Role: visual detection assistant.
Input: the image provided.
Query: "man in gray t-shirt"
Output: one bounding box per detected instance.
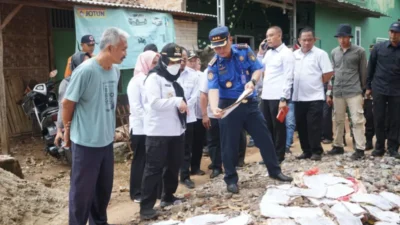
[62,27,128,225]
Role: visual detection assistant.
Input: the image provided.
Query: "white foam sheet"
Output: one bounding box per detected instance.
[363,205,400,223]
[351,193,394,210]
[380,191,400,208]
[287,206,325,219]
[375,222,398,225]
[303,174,352,189]
[152,220,183,225]
[330,202,363,225]
[287,187,326,199]
[308,197,338,206]
[184,214,227,225]
[260,203,290,219]
[341,201,366,215]
[295,216,336,225]
[218,213,252,225]
[325,184,354,199]
[266,219,297,225]
[261,188,292,205]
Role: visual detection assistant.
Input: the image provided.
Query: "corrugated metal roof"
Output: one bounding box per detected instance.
[58,0,217,18]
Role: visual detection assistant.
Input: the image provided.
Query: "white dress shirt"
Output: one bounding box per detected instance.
[127,76,146,135]
[199,68,216,119]
[143,73,186,136]
[195,71,203,120]
[177,67,199,123]
[259,44,295,100]
[292,46,333,102]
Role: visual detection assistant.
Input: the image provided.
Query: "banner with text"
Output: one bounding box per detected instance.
[74,6,176,69]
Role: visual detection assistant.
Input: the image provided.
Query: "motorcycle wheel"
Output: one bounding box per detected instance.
[64,148,72,166]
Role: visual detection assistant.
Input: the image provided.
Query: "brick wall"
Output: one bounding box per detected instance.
[137,0,185,11]
[174,19,198,50]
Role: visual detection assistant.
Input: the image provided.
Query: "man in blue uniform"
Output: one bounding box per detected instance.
[207,26,293,193]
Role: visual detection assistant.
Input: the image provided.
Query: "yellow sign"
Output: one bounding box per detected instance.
[77,8,106,18]
[226,81,232,88]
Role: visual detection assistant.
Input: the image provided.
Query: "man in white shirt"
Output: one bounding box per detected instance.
[292,27,334,161]
[257,26,295,163]
[178,49,200,189]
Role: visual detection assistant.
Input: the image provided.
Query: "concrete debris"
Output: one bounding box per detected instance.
[218,213,252,225]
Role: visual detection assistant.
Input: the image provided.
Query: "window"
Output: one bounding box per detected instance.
[355,26,361,47]
[234,35,255,50]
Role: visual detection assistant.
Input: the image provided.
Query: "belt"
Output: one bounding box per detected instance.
[220,97,257,104]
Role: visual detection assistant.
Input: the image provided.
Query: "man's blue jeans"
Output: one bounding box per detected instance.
[286,101,296,149]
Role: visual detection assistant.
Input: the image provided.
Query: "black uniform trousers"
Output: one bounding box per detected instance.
[191,119,206,173]
[219,98,281,185]
[208,118,222,170]
[69,142,114,225]
[238,130,247,164]
[262,100,286,162]
[140,135,184,211]
[364,99,375,142]
[129,133,161,201]
[321,101,333,141]
[295,101,324,155]
[373,92,400,152]
[180,122,195,180]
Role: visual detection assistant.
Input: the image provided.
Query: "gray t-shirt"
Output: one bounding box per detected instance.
[64,58,120,148]
[56,77,70,129]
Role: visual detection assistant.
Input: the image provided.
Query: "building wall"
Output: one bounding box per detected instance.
[137,0,185,11]
[315,0,400,57]
[1,4,50,136]
[174,19,198,50]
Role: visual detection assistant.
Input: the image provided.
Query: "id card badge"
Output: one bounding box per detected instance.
[241,72,247,85]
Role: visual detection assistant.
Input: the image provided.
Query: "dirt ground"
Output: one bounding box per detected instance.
[0,128,363,225]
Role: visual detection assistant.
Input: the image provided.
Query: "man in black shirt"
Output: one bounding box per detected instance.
[366,21,400,159]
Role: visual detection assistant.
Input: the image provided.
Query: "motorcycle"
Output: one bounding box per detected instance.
[21,70,72,165]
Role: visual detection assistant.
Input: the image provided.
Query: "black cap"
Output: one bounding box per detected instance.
[209,26,229,48]
[81,35,96,45]
[187,50,198,60]
[334,24,353,38]
[160,43,182,62]
[389,21,400,32]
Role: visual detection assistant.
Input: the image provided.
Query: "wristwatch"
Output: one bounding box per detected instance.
[251,79,257,86]
[280,97,287,102]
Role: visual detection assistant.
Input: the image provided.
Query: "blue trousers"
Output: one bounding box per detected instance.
[285,101,296,148]
[69,142,114,225]
[219,98,281,185]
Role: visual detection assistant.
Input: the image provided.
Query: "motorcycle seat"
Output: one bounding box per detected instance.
[40,106,58,119]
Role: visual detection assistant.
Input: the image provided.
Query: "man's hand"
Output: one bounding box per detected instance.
[245,81,255,92]
[179,100,187,114]
[63,122,71,147]
[365,89,372,99]
[202,115,211,129]
[212,107,224,119]
[258,39,267,55]
[326,96,333,107]
[54,130,63,147]
[279,101,287,110]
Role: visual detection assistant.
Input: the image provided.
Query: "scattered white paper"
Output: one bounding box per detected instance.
[380,191,400,208]
[351,193,394,210]
[221,89,252,119]
[326,184,354,199]
[362,205,400,223]
[152,220,183,225]
[308,197,338,206]
[330,203,362,225]
[219,213,252,225]
[375,222,398,225]
[287,187,327,199]
[303,174,352,189]
[266,219,296,225]
[261,188,291,205]
[341,201,366,215]
[287,206,325,218]
[295,216,336,225]
[260,203,290,219]
[184,214,227,225]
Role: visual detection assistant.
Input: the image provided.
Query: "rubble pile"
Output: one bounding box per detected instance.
[141,153,400,225]
[0,168,68,225]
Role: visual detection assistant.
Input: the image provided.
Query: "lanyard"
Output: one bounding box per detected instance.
[237,56,247,85]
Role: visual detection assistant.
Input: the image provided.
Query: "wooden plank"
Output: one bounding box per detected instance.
[0,4,23,30]
[0,20,9,154]
[0,0,71,10]
[5,79,18,135]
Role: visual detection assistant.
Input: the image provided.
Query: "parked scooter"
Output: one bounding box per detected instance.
[21,70,72,165]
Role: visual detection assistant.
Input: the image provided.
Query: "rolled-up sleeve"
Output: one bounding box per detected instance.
[319,51,334,74]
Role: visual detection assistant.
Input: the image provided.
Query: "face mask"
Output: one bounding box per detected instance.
[166,64,180,75]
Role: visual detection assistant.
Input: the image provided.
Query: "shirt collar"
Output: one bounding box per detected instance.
[386,41,400,49]
[298,46,316,55]
[218,46,238,63]
[275,43,285,52]
[339,44,353,52]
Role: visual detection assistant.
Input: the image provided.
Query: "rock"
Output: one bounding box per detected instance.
[374,179,386,189]
[119,186,129,192]
[192,199,205,207]
[113,142,130,163]
[394,185,400,193]
[381,170,392,178]
[380,164,392,169]
[335,161,342,167]
[0,155,24,178]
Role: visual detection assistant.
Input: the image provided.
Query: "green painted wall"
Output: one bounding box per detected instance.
[52,29,76,81]
[315,0,400,57]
